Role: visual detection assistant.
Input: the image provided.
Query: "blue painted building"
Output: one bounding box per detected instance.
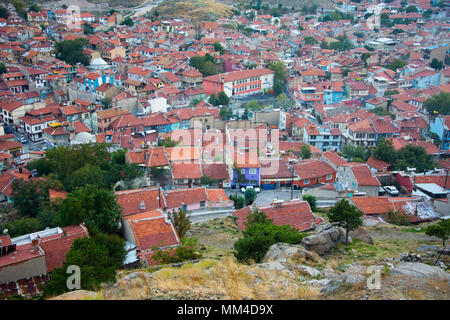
[303,125,342,152]
[323,86,344,105]
[232,166,260,188]
[430,115,450,150]
[412,70,441,89]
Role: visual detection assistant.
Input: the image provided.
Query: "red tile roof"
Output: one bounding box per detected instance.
[116,187,165,217]
[351,197,394,215]
[294,160,335,180]
[350,164,380,186]
[233,200,321,232]
[172,162,202,179]
[164,187,208,209]
[39,225,89,273]
[127,209,180,251]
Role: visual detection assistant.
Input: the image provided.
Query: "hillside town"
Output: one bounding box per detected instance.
[0,0,449,300]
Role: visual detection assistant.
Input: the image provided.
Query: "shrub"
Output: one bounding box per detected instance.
[151,246,202,265]
[233,211,306,263]
[386,211,411,226]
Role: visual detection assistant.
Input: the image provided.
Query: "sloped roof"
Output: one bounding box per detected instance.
[233,200,321,232]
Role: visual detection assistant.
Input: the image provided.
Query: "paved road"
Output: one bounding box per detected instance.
[226,189,336,207]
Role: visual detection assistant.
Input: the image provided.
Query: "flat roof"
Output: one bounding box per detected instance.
[415,183,448,195]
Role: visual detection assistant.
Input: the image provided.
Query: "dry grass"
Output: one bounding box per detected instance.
[154,0,233,21]
[102,256,323,300]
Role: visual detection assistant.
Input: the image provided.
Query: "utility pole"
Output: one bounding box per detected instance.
[290,164,295,200]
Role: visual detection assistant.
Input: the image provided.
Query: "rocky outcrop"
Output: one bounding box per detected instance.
[51,290,100,300]
[349,228,374,245]
[262,243,319,264]
[301,223,349,255]
[391,262,450,281]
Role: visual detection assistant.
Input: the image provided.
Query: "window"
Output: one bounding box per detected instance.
[249,168,257,175]
[240,169,245,174]
[178,179,184,184]
[304,178,310,185]
[200,201,205,207]
[324,135,329,139]
[326,174,332,180]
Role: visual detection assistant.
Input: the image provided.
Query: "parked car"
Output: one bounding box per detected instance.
[19,137,27,143]
[241,185,260,193]
[384,186,399,196]
[378,187,386,196]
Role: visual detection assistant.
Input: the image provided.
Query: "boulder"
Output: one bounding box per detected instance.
[391,262,450,281]
[320,278,344,294]
[297,265,321,277]
[349,228,374,245]
[343,265,367,285]
[258,261,287,271]
[301,223,348,255]
[262,243,318,264]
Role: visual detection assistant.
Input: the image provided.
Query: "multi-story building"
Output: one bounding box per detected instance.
[203,68,274,98]
[430,115,450,151]
[303,125,342,152]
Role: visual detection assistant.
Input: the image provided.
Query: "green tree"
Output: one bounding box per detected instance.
[121,17,134,27]
[0,5,9,19]
[12,0,26,19]
[380,13,392,27]
[230,194,246,209]
[65,164,106,192]
[83,23,95,35]
[406,5,418,13]
[0,62,6,74]
[424,92,450,115]
[425,219,450,247]
[0,217,42,238]
[57,185,122,234]
[269,61,287,82]
[273,80,283,95]
[342,144,371,162]
[382,59,408,71]
[361,52,371,66]
[219,106,233,120]
[304,36,318,45]
[395,144,436,172]
[430,58,444,71]
[300,144,312,159]
[170,207,192,239]
[303,195,317,212]
[244,188,257,206]
[159,137,178,147]
[233,211,305,262]
[55,38,89,66]
[213,41,225,55]
[217,91,230,106]
[28,3,41,12]
[327,199,363,244]
[11,179,52,217]
[373,138,397,163]
[422,9,433,18]
[245,100,261,111]
[43,234,125,296]
[208,93,219,106]
[384,89,399,96]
